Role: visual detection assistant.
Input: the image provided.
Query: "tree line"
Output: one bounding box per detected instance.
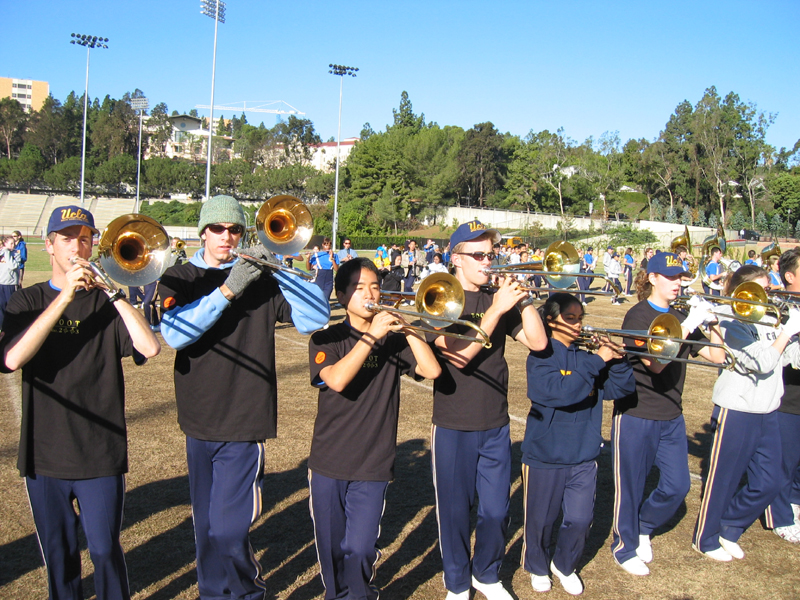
[0,86,798,237]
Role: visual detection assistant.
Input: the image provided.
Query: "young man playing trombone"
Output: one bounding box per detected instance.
[158,195,330,599]
[430,220,547,600]
[1,205,160,600]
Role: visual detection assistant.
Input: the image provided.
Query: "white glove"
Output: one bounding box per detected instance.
[783,308,800,338]
[683,299,717,333]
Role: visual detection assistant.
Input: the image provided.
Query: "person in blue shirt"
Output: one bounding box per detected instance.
[744,250,758,266]
[336,237,358,264]
[623,247,635,296]
[578,247,595,306]
[767,257,783,289]
[11,231,26,289]
[307,238,339,302]
[702,247,724,296]
[522,293,635,595]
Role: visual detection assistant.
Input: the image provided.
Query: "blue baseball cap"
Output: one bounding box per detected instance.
[47,205,98,235]
[450,220,501,249]
[647,251,689,277]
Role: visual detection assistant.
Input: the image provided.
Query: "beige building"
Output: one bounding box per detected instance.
[0,77,49,112]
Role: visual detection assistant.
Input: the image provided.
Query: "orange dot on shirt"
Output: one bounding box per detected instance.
[315,351,326,364]
[163,296,176,309]
[634,339,646,347]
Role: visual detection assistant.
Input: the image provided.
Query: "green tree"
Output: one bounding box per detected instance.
[8,143,46,192]
[147,102,173,157]
[92,153,137,194]
[25,96,77,166]
[0,97,26,159]
[768,172,800,215]
[91,94,139,159]
[390,91,425,133]
[43,156,82,191]
[455,122,505,207]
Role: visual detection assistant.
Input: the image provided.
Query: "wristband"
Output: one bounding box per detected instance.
[108,289,127,303]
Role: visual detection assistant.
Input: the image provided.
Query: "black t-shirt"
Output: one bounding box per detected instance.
[781,365,800,415]
[432,289,523,431]
[308,322,418,481]
[615,300,703,420]
[158,262,292,441]
[1,283,133,478]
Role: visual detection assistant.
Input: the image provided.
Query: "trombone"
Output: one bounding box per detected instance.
[671,281,782,328]
[484,241,623,297]
[366,273,492,347]
[230,195,315,280]
[580,313,736,370]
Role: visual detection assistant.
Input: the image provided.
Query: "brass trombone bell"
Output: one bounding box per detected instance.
[371,273,491,347]
[672,281,781,328]
[96,214,171,287]
[580,313,736,370]
[255,195,313,256]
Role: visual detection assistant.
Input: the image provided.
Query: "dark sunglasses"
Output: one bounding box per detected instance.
[457,251,496,261]
[206,224,244,236]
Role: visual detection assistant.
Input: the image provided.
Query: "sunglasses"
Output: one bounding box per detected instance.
[457,251,496,261]
[206,224,244,236]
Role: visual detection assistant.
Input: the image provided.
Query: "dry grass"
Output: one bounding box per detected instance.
[1,274,799,599]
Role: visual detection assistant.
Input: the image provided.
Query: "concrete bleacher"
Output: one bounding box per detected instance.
[87,197,137,230]
[0,194,50,237]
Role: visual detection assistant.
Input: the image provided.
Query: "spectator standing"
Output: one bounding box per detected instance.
[401,240,427,293]
[607,253,623,305]
[336,237,358,263]
[12,231,26,289]
[578,246,595,306]
[624,247,635,296]
[1,205,160,600]
[0,235,20,329]
[640,248,654,270]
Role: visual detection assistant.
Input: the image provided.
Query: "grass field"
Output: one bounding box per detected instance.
[1,272,799,599]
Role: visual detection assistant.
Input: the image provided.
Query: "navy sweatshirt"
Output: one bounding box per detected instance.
[522,339,635,468]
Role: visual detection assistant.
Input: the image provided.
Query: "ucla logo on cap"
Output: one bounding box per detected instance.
[665,256,681,267]
[61,208,90,223]
[468,220,486,232]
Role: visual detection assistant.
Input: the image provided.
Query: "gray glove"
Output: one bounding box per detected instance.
[225,257,263,297]
[239,243,279,266]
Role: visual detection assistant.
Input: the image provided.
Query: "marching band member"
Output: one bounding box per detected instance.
[766,248,800,542]
[306,258,440,600]
[158,195,329,600]
[1,206,160,600]
[611,252,726,576]
[522,293,635,595]
[430,220,547,600]
[693,265,800,560]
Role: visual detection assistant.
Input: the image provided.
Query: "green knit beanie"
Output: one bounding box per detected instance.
[197,195,246,236]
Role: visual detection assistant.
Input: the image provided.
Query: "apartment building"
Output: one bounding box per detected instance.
[0,77,49,112]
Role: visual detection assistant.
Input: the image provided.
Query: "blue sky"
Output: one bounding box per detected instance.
[4,0,799,151]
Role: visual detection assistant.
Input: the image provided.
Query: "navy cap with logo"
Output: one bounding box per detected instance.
[450,220,501,249]
[47,205,99,235]
[647,251,689,277]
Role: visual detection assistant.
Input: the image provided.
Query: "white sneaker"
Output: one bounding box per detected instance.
[530,573,551,592]
[471,576,513,600]
[551,561,583,595]
[774,524,800,543]
[791,503,800,525]
[445,591,469,600]
[636,534,653,563]
[719,537,744,559]
[693,543,732,562]
[614,556,650,576]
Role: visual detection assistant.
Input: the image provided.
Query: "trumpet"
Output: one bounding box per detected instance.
[580,313,736,370]
[484,240,623,297]
[230,195,315,280]
[367,273,492,347]
[672,281,782,328]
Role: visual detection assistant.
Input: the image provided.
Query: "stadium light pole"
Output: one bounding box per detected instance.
[131,97,149,213]
[201,0,226,201]
[70,33,109,207]
[328,64,358,251]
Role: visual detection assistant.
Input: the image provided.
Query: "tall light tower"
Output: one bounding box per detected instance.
[200,0,226,202]
[70,33,109,207]
[131,97,149,212]
[328,64,358,250]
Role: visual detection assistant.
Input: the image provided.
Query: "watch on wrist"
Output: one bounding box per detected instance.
[108,289,127,303]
